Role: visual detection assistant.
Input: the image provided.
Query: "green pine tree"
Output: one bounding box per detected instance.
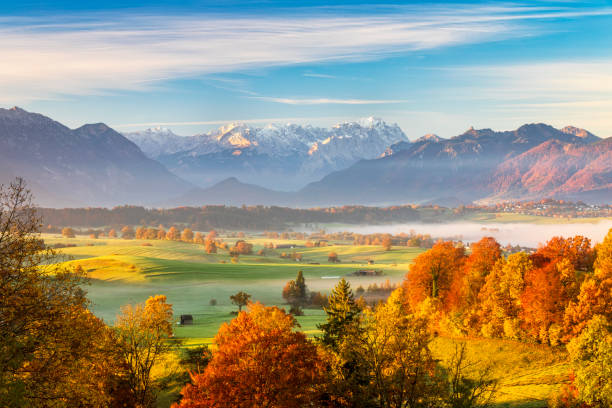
[318,278,361,349]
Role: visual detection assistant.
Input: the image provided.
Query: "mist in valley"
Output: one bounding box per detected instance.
[326,220,612,248]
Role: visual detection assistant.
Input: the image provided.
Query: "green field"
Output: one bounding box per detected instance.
[46,234,422,342]
[46,233,571,407]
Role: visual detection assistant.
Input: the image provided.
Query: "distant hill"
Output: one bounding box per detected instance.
[0,107,191,207]
[124,117,408,190]
[164,177,294,207]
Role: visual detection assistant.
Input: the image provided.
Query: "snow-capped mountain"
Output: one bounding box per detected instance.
[124,117,408,190]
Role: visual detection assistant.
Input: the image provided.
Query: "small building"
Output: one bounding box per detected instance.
[180,314,193,325]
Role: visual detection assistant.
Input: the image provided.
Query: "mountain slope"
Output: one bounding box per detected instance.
[299,123,607,205]
[125,117,408,190]
[0,107,191,207]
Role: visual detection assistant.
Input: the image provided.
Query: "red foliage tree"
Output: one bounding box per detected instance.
[174,303,324,408]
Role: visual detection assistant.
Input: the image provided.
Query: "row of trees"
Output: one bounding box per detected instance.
[39,204,423,231]
[401,234,610,347]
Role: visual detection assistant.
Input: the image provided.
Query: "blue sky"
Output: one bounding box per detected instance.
[2,0,612,138]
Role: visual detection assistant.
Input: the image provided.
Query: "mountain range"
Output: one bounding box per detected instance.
[0,107,610,207]
[124,117,407,190]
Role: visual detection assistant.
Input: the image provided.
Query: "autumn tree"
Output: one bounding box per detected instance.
[174,304,324,407]
[403,240,466,311]
[230,291,251,312]
[382,236,393,251]
[566,315,612,407]
[318,278,361,350]
[204,239,217,254]
[475,252,533,339]
[462,237,502,308]
[181,228,194,242]
[193,232,204,244]
[108,228,117,238]
[121,225,135,239]
[230,240,253,255]
[135,226,146,239]
[536,235,595,272]
[61,226,75,238]
[564,229,612,339]
[206,230,217,241]
[328,251,339,263]
[166,226,180,241]
[115,295,175,407]
[0,179,126,407]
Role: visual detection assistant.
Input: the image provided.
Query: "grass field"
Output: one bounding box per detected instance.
[46,233,570,407]
[45,234,422,341]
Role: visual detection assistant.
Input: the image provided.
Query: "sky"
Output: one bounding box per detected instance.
[2,0,612,138]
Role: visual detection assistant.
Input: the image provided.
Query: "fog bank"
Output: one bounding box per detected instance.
[326,221,612,248]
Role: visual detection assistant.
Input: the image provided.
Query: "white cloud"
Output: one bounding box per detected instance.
[1,4,609,102]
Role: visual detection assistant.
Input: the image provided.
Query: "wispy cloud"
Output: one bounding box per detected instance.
[1,4,610,102]
[251,96,406,105]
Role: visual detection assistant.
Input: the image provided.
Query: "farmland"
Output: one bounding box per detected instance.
[46,234,423,344]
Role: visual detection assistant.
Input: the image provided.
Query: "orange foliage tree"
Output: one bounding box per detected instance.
[564,229,612,339]
[461,237,502,308]
[174,303,324,407]
[403,241,466,311]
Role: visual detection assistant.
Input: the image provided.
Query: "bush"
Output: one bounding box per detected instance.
[209,299,217,306]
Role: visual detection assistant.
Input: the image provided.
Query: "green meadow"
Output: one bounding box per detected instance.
[46,233,571,407]
[45,234,422,343]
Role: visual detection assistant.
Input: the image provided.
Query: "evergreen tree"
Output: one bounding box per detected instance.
[318,278,361,349]
[295,270,307,303]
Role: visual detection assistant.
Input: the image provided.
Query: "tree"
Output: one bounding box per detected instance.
[204,239,217,254]
[135,226,146,239]
[566,315,612,407]
[166,226,180,241]
[121,225,135,239]
[564,230,612,339]
[403,241,466,311]
[318,278,361,350]
[174,303,324,408]
[230,291,251,312]
[328,251,339,263]
[536,235,594,272]
[108,228,117,238]
[230,240,253,255]
[61,226,75,238]
[181,228,194,242]
[206,230,217,241]
[115,295,174,407]
[193,232,204,244]
[0,179,124,407]
[382,236,393,251]
[282,270,308,307]
[462,237,502,308]
[475,252,532,339]
[329,288,441,407]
